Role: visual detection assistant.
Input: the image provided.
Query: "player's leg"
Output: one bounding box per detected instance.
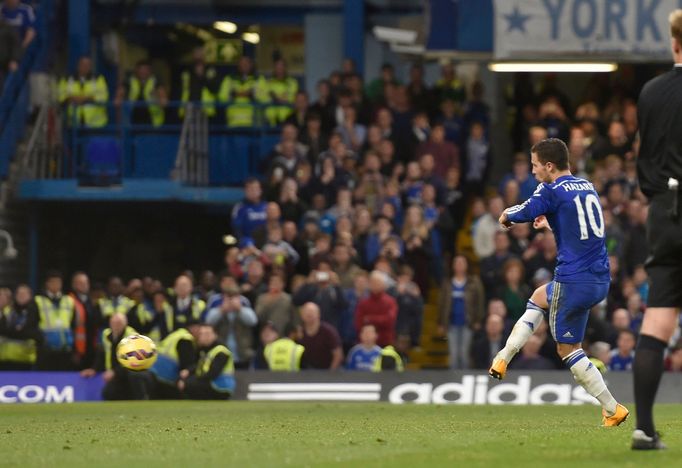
[489,282,549,379]
[552,282,627,425]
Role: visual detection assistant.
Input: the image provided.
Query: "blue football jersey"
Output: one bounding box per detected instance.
[505,175,610,283]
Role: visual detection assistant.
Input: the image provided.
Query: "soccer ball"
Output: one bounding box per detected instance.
[116,334,157,371]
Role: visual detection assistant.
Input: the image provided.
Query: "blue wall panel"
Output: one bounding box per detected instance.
[133,135,179,178]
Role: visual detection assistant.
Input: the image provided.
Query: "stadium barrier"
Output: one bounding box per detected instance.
[2,371,682,404]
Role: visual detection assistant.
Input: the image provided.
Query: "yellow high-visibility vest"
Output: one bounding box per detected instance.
[98,296,135,321]
[263,76,297,125]
[58,75,109,127]
[371,345,404,372]
[128,77,164,126]
[180,70,216,118]
[102,325,138,371]
[264,337,304,371]
[196,344,235,392]
[0,306,37,364]
[35,295,75,351]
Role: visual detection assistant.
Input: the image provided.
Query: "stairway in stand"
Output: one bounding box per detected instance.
[406,286,449,370]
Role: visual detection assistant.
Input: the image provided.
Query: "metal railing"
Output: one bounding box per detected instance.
[27,101,291,185]
[22,104,64,180]
[173,103,209,186]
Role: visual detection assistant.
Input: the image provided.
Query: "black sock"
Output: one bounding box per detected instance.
[633,334,667,437]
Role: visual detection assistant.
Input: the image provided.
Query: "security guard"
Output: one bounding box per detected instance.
[58,56,109,127]
[117,60,167,126]
[218,55,262,127]
[170,274,206,330]
[128,290,173,343]
[433,62,465,106]
[181,324,235,400]
[149,323,199,399]
[263,58,297,126]
[264,322,305,371]
[371,345,404,372]
[97,276,135,327]
[34,270,78,370]
[179,48,217,119]
[81,313,148,400]
[0,285,40,370]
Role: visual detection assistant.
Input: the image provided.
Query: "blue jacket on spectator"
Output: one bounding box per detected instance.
[231,200,267,238]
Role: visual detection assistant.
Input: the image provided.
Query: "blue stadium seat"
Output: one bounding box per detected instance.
[80,137,122,186]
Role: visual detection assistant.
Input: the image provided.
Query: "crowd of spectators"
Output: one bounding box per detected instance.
[4,47,681,375]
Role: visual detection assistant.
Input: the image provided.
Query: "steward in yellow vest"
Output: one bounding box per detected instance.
[264,323,305,371]
[170,274,206,329]
[218,55,264,127]
[182,324,234,400]
[0,285,40,370]
[179,54,217,119]
[58,56,109,127]
[150,325,198,399]
[97,276,135,326]
[35,270,77,370]
[371,345,404,372]
[81,313,149,400]
[263,58,297,126]
[118,60,166,127]
[127,290,174,343]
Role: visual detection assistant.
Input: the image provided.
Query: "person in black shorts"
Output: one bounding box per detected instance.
[632,9,682,451]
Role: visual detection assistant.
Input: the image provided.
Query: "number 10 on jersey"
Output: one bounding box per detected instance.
[573,194,605,240]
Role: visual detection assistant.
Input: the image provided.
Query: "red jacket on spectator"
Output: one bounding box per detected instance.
[354,292,397,347]
[417,140,459,176]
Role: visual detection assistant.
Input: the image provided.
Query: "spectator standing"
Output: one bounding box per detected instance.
[354,271,398,347]
[438,255,486,369]
[479,231,515,300]
[394,266,424,349]
[0,16,18,90]
[255,273,295,336]
[471,314,506,369]
[417,124,460,178]
[473,196,505,260]
[0,285,39,370]
[285,90,309,131]
[231,178,267,238]
[433,62,465,105]
[298,302,343,370]
[34,271,77,370]
[346,324,382,371]
[366,63,399,104]
[217,55,257,126]
[309,79,336,134]
[496,258,531,322]
[205,284,257,369]
[292,265,347,332]
[0,0,34,49]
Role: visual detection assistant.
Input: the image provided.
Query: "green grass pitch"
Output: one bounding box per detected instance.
[0,402,679,467]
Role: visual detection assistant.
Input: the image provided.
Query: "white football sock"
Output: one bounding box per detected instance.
[496,301,545,363]
[564,348,618,415]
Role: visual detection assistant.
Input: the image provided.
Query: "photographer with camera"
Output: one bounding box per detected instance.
[292,261,347,333]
